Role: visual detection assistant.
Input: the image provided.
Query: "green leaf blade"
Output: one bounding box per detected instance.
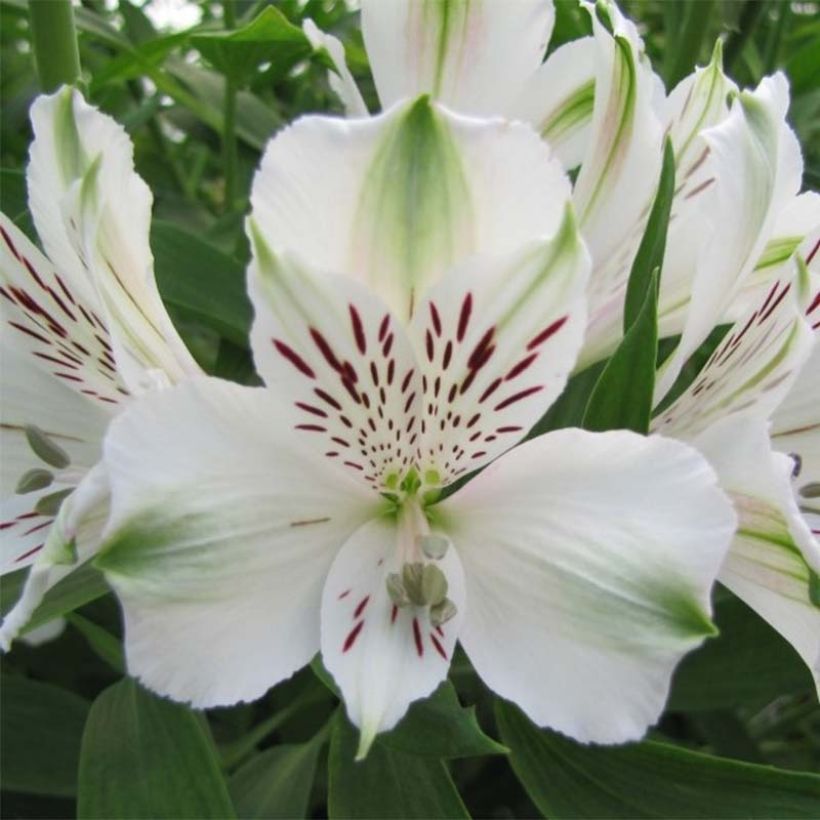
[77,678,236,819]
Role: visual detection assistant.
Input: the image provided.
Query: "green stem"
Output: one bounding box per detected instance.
[724,0,769,74]
[28,0,81,92]
[222,0,238,213]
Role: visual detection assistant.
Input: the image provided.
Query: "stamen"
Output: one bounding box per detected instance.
[417,533,451,560]
[430,598,457,628]
[16,468,54,494]
[25,425,70,469]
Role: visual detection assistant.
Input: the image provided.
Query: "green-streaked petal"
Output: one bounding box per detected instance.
[507,36,596,170]
[654,73,804,402]
[27,87,200,392]
[360,0,554,115]
[249,96,570,321]
[654,255,813,440]
[409,206,590,483]
[572,1,664,366]
[693,414,820,693]
[444,428,735,743]
[96,377,381,707]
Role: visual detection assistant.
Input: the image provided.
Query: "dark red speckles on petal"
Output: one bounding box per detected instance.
[457,293,473,342]
[353,595,370,619]
[343,620,365,652]
[430,632,447,660]
[349,304,367,354]
[429,301,442,336]
[527,316,568,350]
[412,617,424,657]
[495,385,543,411]
[273,339,316,378]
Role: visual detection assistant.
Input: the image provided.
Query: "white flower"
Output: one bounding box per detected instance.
[93,97,735,756]
[0,87,200,646]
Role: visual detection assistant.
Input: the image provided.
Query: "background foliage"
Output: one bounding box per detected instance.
[1,1,819,817]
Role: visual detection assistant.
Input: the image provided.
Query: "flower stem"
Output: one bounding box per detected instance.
[222,0,238,213]
[28,0,81,92]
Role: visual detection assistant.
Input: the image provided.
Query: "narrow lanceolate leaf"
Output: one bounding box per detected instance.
[496,701,820,819]
[623,139,675,332]
[77,678,236,819]
[328,713,469,819]
[191,6,311,86]
[229,736,323,820]
[379,681,507,759]
[1,676,89,797]
[582,268,658,433]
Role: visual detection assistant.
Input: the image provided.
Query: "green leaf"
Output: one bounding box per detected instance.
[668,591,814,711]
[151,220,252,347]
[229,736,323,819]
[78,678,236,819]
[0,676,90,797]
[582,267,658,433]
[328,712,469,819]
[66,612,124,672]
[191,6,311,86]
[381,682,507,759]
[623,139,675,333]
[581,139,674,433]
[1,563,111,637]
[496,700,820,819]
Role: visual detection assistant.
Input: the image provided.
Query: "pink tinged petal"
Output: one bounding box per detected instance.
[655,73,804,402]
[320,515,465,757]
[249,96,571,322]
[409,208,590,483]
[1,214,128,408]
[27,88,200,392]
[96,377,380,707]
[360,0,554,116]
[445,429,735,744]
[247,247,422,491]
[653,258,814,440]
[693,415,820,693]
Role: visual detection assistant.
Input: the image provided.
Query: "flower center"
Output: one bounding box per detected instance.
[385,496,457,628]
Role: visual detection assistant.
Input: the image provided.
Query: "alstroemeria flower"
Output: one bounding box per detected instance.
[0,87,200,646]
[305,0,808,385]
[93,98,735,754]
[653,239,820,690]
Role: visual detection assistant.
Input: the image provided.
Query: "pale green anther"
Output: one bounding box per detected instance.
[430,598,457,628]
[799,483,820,499]
[420,563,448,607]
[417,533,450,561]
[16,468,54,494]
[386,572,409,607]
[25,425,71,469]
[402,562,427,606]
[35,488,74,517]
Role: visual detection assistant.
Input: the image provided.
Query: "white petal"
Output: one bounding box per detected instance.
[1,213,130,411]
[247,244,421,492]
[360,0,554,115]
[27,87,199,392]
[574,1,664,365]
[96,377,380,707]
[445,429,735,743]
[653,256,814,439]
[693,415,820,691]
[249,96,570,321]
[655,73,804,401]
[772,339,820,506]
[302,19,368,117]
[0,464,109,649]
[506,36,596,170]
[410,208,590,482]
[320,513,465,757]
[0,486,65,572]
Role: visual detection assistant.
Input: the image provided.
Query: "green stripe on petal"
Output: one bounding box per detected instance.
[354,96,473,320]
